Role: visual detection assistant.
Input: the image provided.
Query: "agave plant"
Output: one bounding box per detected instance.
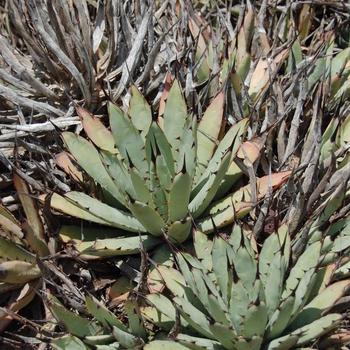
[39,76,290,255]
[141,188,350,350]
[42,179,350,350]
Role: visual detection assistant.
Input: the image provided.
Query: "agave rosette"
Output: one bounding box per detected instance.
[141,188,350,349]
[41,77,291,256]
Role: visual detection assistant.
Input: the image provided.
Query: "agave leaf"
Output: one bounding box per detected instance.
[58,225,127,243]
[128,198,167,236]
[0,205,20,226]
[0,237,35,262]
[75,235,161,258]
[259,224,289,316]
[62,132,126,206]
[156,265,187,297]
[177,114,197,178]
[204,171,291,218]
[294,314,342,347]
[228,279,250,335]
[195,201,253,234]
[146,152,168,219]
[168,168,192,224]
[50,302,101,338]
[289,280,350,330]
[235,336,262,350]
[108,102,148,177]
[0,260,41,283]
[42,192,145,232]
[227,228,257,298]
[335,258,350,280]
[286,40,302,73]
[76,106,118,154]
[193,229,213,271]
[263,333,300,350]
[338,113,350,147]
[112,325,145,348]
[125,298,147,340]
[208,321,238,349]
[320,117,339,163]
[190,149,232,219]
[146,121,175,179]
[129,163,154,207]
[83,334,116,346]
[147,244,173,294]
[287,269,317,327]
[306,264,335,304]
[177,333,223,350]
[174,296,215,340]
[212,235,230,303]
[215,128,266,200]
[244,301,268,339]
[167,218,192,243]
[54,152,83,182]
[192,118,248,200]
[239,9,254,60]
[145,293,177,327]
[237,53,252,83]
[85,294,128,331]
[94,343,121,350]
[50,336,87,350]
[100,150,135,200]
[144,340,191,350]
[129,85,152,141]
[141,305,175,331]
[163,79,187,165]
[265,294,295,341]
[283,239,321,299]
[156,264,207,316]
[194,92,225,184]
[0,212,27,241]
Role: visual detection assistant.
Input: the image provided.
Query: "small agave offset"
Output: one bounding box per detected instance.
[43,77,289,254]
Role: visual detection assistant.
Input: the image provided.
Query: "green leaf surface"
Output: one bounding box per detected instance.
[294,314,341,347]
[194,92,225,184]
[112,325,145,349]
[174,296,214,340]
[168,170,192,224]
[167,218,192,243]
[43,192,146,232]
[109,102,148,177]
[62,132,125,206]
[86,294,128,331]
[128,199,167,236]
[50,303,101,338]
[0,237,35,262]
[163,80,187,165]
[129,85,152,141]
[290,280,350,330]
[51,336,87,350]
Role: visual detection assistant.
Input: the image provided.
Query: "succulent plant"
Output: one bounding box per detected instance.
[141,191,350,350]
[40,76,290,253]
